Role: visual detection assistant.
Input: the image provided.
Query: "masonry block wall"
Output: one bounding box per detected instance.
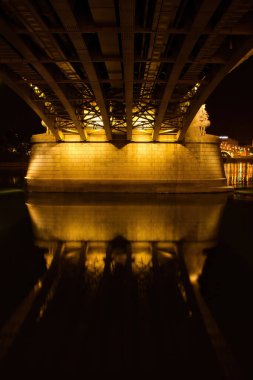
[26,135,227,192]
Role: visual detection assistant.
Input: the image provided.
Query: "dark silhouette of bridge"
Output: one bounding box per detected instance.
[0,0,253,143]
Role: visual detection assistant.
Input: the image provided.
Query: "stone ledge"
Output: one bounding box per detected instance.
[25,178,230,193]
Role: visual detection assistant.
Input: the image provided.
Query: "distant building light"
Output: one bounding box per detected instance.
[219,136,228,140]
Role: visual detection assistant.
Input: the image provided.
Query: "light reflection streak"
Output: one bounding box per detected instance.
[0,243,61,359]
[224,162,253,187]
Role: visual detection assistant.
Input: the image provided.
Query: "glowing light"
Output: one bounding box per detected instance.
[159,128,175,134]
[132,105,155,132]
[83,108,104,130]
[132,252,152,274]
[44,250,54,269]
[84,243,107,286]
[86,252,106,275]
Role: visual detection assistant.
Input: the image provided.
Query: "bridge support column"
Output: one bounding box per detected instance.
[26,133,229,193]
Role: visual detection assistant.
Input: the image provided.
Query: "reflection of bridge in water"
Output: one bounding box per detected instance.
[1,193,242,379]
[27,192,227,285]
[1,1,253,192]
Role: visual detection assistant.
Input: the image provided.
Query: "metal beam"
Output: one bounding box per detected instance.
[141,0,180,102]
[0,18,86,140]
[180,0,253,84]
[0,70,61,140]
[119,0,135,140]
[51,0,112,141]
[15,78,206,86]
[1,0,252,145]
[14,24,253,35]
[0,56,228,64]
[177,36,253,142]
[15,26,189,34]
[153,0,220,140]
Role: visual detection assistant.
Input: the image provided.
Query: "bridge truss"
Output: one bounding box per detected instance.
[0,0,253,142]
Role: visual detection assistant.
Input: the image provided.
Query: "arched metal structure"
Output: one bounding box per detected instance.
[0,0,253,142]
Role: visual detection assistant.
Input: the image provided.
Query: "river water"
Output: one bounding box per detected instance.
[0,163,252,379]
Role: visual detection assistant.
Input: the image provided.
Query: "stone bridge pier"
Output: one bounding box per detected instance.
[1,0,251,193]
[26,108,228,193]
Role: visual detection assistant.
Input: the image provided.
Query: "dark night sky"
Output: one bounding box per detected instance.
[206,55,253,145]
[0,55,253,145]
[0,81,43,139]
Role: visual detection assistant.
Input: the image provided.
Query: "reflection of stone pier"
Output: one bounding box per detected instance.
[26,193,228,283]
[0,193,231,378]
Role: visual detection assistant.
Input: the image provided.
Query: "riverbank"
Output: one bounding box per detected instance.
[0,163,27,189]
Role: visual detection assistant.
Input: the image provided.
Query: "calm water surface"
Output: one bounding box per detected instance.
[0,165,253,379]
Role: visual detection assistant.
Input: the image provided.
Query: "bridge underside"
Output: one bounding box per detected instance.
[1,0,252,192]
[1,0,253,143]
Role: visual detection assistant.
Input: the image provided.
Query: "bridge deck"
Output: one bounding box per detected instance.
[0,0,253,142]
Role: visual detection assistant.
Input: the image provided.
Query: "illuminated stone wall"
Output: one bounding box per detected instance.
[26,135,227,192]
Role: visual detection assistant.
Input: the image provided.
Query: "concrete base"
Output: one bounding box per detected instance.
[26,134,230,193]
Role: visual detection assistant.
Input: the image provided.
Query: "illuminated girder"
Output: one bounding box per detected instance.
[0,0,253,141]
